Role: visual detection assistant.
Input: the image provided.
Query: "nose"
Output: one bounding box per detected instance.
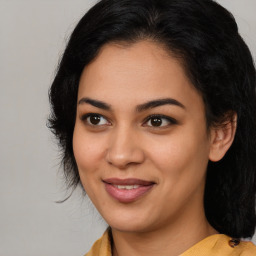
[105,126,145,169]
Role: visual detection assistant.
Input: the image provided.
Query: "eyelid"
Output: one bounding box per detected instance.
[142,114,178,127]
[80,113,111,126]
[79,113,177,128]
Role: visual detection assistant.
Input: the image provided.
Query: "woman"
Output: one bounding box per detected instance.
[48,0,256,255]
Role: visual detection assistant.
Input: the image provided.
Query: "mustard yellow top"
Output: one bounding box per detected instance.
[85,230,256,256]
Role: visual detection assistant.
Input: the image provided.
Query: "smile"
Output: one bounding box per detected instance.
[103,178,155,203]
[113,185,140,190]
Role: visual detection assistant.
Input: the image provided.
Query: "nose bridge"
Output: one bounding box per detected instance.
[106,124,144,168]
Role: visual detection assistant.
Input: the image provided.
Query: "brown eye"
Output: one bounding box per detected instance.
[84,114,109,126]
[150,117,162,127]
[89,115,101,125]
[144,115,177,128]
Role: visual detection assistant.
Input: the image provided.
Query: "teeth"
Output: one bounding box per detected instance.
[114,185,140,190]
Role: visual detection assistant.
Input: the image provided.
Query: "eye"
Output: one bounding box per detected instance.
[82,113,110,126]
[144,115,177,128]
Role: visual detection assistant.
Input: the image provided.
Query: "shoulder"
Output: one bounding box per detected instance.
[84,229,112,256]
[235,240,256,256]
[181,234,256,256]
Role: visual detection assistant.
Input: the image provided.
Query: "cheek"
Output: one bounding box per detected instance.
[72,125,106,173]
[147,128,210,180]
[72,125,106,197]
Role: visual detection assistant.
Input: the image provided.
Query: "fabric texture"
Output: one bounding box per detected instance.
[85,230,256,256]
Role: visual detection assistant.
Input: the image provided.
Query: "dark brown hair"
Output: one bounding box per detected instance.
[48,0,256,238]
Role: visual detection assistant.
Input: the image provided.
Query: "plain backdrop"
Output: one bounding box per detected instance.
[0,0,255,255]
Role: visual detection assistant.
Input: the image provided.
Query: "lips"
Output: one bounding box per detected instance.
[103,178,155,203]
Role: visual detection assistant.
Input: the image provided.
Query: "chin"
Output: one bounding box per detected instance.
[110,222,150,233]
[104,212,157,233]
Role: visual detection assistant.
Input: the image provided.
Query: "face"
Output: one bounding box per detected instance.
[73,40,213,233]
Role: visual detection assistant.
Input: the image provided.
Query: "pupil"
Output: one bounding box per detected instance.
[90,115,100,125]
[151,118,162,126]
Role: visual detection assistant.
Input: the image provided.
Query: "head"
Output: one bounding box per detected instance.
[48,0,256,238]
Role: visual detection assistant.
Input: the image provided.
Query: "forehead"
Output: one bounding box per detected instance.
[78,40,203,110]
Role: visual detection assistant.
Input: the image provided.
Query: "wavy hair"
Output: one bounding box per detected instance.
[48,0,256,238]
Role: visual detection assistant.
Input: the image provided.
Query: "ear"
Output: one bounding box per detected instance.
[209,112,237,162]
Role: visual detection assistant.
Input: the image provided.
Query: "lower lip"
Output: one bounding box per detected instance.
[104,183,154,203]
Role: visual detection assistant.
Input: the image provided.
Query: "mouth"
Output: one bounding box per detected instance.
[112,184,141,190]
[103,178,155,203]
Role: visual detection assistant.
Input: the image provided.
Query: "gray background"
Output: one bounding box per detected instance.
[0,0,255,255]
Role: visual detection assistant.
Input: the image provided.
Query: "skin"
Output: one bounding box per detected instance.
[73,40,236,256]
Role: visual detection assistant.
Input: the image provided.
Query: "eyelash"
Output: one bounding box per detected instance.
[143,114,178,128]
[80,113,177,128]
[81,113,111,127]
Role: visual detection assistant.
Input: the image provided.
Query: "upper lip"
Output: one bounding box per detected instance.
[103,178,155,186]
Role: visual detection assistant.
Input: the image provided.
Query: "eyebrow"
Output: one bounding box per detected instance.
[78,97,185,112]
[78,97,111,110]
[136,98,185,112]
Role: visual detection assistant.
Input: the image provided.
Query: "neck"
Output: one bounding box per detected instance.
[111,208,217,256]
